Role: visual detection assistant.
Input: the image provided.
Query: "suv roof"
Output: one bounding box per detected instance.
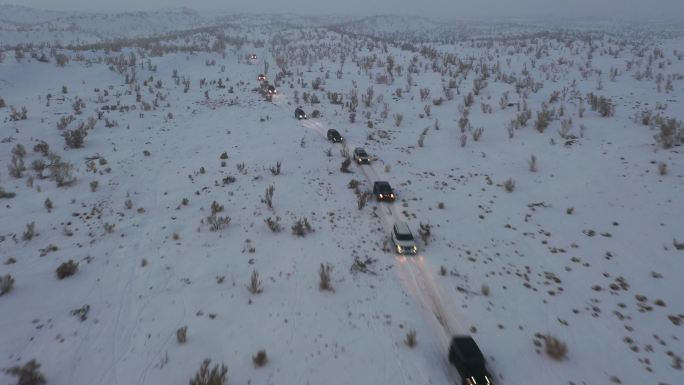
[394,221,412,235]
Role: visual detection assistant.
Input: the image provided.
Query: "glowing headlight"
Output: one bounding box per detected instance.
[379,194,384,198]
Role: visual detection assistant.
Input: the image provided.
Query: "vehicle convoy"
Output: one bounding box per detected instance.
[295,107,307,120]
[327,129,342,143]
[373,181,395,201]
[353,147,370,164]
[391,221,417,255]
[449,336,494,385]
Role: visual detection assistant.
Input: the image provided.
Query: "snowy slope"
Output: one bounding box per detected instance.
[1,10,683,385]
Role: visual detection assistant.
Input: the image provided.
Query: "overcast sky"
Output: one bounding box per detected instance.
[5,0,684,19]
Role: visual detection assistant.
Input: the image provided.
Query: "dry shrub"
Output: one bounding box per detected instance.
[0,274,15,295]
[8,155,25,178]
[319,263,333,291]
[529,154,538,172]
[472,127,484,142]
[264,216,282,232]
[504,178,516,193]
[292,218,313,237]
[189,359,227,385]
[658,162,667,175]
[481,284,490,296]
[252,350,268,367]
[543,335,568,360]
[340,157,351,173]
[248,270,262,294]
[405,329,417,348]
[4,359,46,385]
[176,326,188,344]
[63,127,87,148]
[22,222,36,241]
[56,260,78,279]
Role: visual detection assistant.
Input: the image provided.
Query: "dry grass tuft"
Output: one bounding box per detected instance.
[4,359,46,385]
[189,359,227,385]
[177,326,188,344]
[56,260,78,279]
[252,350,268,367]
[405,329,417,348]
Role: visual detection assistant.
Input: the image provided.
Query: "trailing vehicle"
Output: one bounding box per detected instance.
[353,147,370,164]
[448,336,494,385]
[249,53,257,60]
[372,181,394,201]
[295,107,307,120]
[257,74,267,82]
[267,84,277,95]
[327,129,342,143]
[391,221,417,255]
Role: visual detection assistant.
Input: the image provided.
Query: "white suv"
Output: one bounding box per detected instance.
[391,221,418,255]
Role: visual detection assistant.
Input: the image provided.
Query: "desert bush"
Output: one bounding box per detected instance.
[11,144,26,158]
[189,359,227,385]
[3,359,46,385]
[340,157,351,173]
[543,335,568,360]
[248,270,263,294]
[33,141,49,156]
[586,93,614,117]
[89,180,98,192]
[49,156,76,187]
[658,162,667,175]
[57,115,74,130]
[207,214,231,232]
[177,326,188,344]
[418,223,431,245]
[265,216,282,232]
[319,263,333,291]
[8,106,28,121]
[393,113,403,127]
[261,185,275,208]
[252,350,268,367]
[63,127,87,148]
[269,161,281,176]
[56,260,78,279]
[535,105,553,133]
[8,155,25,178]
[529,154,538,172]
[357,191,372,210]
[460,134,467,148]
[558,118,573,138]
[504,178,516,192]
[292,218,313,237]
[654,118,683,149]
[481,284,490,296]
[22,222,35,241]
[405,330,417,348]
[70,304,90,321]
[472,127,484,142]
[0,274,15,295]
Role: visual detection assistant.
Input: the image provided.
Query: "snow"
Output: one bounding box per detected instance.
[1,7,683,385]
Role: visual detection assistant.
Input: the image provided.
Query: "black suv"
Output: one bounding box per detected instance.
[373,181,395,201]
[295,107,307,120]
[327,129,342,143]
[353,147,370,164]
[448,336,493,385]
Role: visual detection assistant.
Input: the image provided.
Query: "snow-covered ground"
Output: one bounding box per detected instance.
[1,6,683,385]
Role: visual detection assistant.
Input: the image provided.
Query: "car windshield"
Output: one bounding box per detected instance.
[376,183,391,192]
[395,230,413,241]
[356,149,367,156]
